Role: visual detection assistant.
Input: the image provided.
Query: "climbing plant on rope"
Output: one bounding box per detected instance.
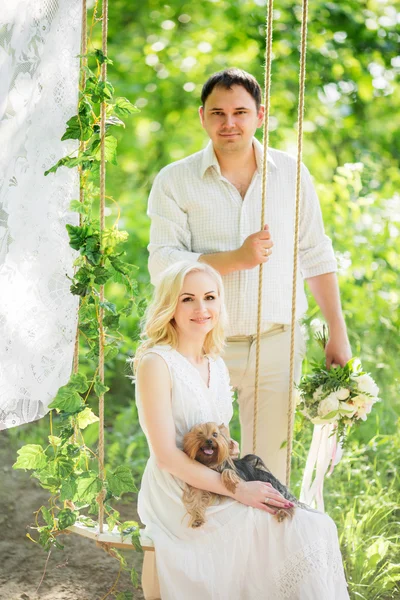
[13,0,142,583]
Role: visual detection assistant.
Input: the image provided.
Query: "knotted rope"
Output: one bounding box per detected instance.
[253,0,274,455]
[285,0,309,486]
[98,0,108,534]
[253,0,309,488]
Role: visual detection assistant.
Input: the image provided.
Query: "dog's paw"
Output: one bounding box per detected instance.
[275,507,295,522]
[191,519,204,528]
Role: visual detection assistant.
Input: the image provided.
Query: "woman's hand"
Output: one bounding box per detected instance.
[233,480,294,516]
[229,438,240,459]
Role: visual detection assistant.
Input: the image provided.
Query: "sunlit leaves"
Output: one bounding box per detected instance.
[107,466,136,497]
[114,97,139,117]
[13,445,47,471]
[76,472,102,502]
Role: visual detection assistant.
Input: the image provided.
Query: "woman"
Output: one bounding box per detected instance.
[134,261,349,600]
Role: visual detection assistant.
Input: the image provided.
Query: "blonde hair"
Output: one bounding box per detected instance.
[134,261,227,371]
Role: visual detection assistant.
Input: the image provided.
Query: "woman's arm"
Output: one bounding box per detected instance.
[137,353,290,514]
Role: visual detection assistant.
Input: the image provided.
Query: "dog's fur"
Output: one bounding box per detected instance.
[182,422,305,528]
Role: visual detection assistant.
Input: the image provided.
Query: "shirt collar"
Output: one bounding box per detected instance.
[200,136,277,179]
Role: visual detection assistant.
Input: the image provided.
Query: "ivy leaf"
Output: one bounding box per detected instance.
[44,154,91,175]
[106,509,120,532]
[105,115,125,129]
[76,472,102,503]
[38,527,53,551]
[70,281,91,297]
[48,435,62,447]
[66,224,90,251]
[69,199,88,215]
[114,97,140,117]
[76,407,99,429]
[131,567,139,588]
[94,135,118,165]
[90,80,114,103]
[92,48,114,65]
[61,115,92,142]
[41,507,54,528]
[83,235,102,265]
[107,466,136,497]
[54,456,75,479]
[99,301,117,315]
[94,377,110,397]
[60,477,78,502]
[13,445,47,471]
[93,266,112,285]
[103,314,120,329]
[57,508,77,530]
[48,387,83,414]
[104,343,119,360]
[69,373,89,393]
[120,300,134,317]
[115,593,133,600]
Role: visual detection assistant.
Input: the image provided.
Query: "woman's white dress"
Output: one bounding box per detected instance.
[136,345,349,600]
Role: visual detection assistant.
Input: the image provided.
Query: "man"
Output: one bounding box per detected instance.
[147,68,351,481]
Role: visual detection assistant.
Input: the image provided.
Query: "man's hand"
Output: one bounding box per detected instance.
[325,329,352,369]
[236,224,273,270]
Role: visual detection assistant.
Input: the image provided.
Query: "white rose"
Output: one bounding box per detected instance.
[310,318,325,337]
[336,388,350,400]
[313,386,324,401]
[338,401,357,417]
[352,394,369,407]
[351,358,362,374]
[318,393,339,418]
[355,373,379,398]
[355,407,369,421]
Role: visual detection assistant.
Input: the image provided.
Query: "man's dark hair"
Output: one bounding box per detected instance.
[201,68,262,109]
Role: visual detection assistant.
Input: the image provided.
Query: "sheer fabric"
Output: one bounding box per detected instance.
[0,0,82,429]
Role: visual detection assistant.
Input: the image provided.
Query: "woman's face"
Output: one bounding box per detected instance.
[173,271,221,339]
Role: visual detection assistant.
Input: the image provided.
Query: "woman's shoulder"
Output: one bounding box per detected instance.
[137,347,172,382]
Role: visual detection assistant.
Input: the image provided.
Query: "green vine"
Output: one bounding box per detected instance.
[13,8,142,593]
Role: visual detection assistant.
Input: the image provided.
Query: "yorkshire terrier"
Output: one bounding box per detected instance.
[182,422,305,528]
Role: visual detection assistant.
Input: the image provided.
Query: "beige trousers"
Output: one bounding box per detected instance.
[141,323,305,599]
[224,322,306,482]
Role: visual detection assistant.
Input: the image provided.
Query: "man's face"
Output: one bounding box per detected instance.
[199,84,264,155]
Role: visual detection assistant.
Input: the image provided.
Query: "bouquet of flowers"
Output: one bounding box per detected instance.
[297,323,380,510]
[297,324,380,444]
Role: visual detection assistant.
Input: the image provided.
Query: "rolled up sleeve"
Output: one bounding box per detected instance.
[299,164,337,279]
[147,171,201,284]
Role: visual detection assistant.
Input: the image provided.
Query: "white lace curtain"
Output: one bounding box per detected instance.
[0,0,82,429]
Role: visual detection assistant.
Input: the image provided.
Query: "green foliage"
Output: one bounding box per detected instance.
[107,466,137,497]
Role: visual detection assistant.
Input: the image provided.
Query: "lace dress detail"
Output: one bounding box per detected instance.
[0,1,82,429]
[136,345,349,600]
[273,538,346,598]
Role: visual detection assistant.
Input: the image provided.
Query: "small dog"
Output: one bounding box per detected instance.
[182,422,304,528]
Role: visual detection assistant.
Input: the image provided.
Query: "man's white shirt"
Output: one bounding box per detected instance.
[147,138,337,337]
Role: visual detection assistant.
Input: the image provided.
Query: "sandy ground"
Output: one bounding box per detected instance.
[0,432,145,600]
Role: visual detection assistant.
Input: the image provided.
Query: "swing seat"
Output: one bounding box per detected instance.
[65,521,155,551]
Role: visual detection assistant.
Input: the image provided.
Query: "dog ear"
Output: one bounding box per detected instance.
[218,423,230,439]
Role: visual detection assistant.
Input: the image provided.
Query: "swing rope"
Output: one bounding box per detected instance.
[98,0,108,534]
[73,0,87,376]
[254,0,309,487]
[253,0,274,456]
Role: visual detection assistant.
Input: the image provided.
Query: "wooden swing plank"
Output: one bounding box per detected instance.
[65,521,155,551]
